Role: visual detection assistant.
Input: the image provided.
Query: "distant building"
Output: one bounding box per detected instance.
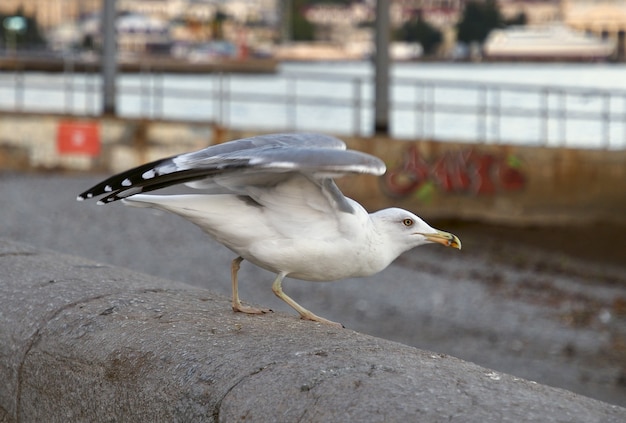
[499,0,561,25]
[0,0,277,32]
[393,0,463,27]
[1,0,278,55]
[562,0,626,59]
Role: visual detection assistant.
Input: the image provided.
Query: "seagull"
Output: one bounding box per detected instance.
[77,133,461,327]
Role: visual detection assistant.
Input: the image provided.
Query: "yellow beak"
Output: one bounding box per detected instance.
[422,230,462,250]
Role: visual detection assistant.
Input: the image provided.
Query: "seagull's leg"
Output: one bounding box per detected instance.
[271,272,344,328]
[231,257,271,314]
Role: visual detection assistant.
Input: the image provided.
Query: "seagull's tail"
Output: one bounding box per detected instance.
[120,194,242,236]
[121,194,205,221]
[121,193,230,221]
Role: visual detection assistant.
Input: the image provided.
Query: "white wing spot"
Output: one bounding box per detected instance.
[142,169,156,179]
[121,178,132,187]
[104,185,113,192]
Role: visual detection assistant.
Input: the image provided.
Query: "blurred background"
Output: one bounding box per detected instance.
[1,0,625,408]
[0,0,624,63]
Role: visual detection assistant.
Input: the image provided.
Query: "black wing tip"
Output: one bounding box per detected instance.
[77,166,221,205]
[76,155,176,202]
[76,187,111,203]
[76,191,115,205]
[78,184,146,205]
[76,192,95,202]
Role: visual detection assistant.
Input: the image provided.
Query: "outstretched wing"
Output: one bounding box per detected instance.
[77,133,385,210]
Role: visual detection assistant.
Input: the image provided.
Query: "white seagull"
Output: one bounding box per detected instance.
[78,133,461,327]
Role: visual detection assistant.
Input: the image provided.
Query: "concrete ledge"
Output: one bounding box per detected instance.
[1,238,624,422]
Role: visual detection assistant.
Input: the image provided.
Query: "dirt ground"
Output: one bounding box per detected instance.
[2,172,625,407]
[422,219,626,406]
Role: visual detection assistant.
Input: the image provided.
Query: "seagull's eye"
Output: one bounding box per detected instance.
[402,218,414,227]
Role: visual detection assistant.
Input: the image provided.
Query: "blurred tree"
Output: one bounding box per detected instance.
[1,7,46,49]
[292,0,315,41]
[456,0,503,44]
[396,11,442,55]
[211,9,228,40]
[505,11,527,26]
[82,34,95,52]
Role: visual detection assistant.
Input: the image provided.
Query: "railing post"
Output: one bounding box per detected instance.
[559,90,567,147]
[492,87,500,144]
[287,76,297,131]
[216,72,229,127]
[14,69,24,111]
[64,55,74,114]
[209,73,222,125]
[478,85,487,143]
[415,82,423,138]
[140,64,150,119]
[623,95,626,149]
[353,77,362,137]
[427,84,435,139]
[224,73,230,127]
[86,64,95,116]
[154,72,163,119]
[541,88,549,146]
[602,93,611,149]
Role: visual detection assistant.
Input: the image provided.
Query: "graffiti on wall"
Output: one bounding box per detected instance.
[382,145,526,200]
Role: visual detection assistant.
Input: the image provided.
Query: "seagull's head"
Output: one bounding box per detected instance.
[372,208,461,253]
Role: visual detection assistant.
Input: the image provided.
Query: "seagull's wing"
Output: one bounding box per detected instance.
[77,133,385,213]
[78,133,343,202]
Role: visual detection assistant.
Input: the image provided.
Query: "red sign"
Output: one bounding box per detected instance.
[57,120,100,156]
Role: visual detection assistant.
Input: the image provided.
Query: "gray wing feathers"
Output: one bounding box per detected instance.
[175,132,347,170]
[320,178,356,213]
[77,133,385,207]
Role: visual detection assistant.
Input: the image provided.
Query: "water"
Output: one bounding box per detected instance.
[1,61,625,149]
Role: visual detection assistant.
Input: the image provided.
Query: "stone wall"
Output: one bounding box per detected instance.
[1,112,624,225]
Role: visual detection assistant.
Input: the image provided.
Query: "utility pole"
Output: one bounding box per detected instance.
[374,0,390,135]
[102,0,117,116]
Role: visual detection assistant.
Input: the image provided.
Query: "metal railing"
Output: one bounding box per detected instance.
[393,77,626,149]
[1,66,624,149]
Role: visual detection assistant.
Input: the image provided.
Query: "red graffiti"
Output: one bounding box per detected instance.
[382,146,525,198]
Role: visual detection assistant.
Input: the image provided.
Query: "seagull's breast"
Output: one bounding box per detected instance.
[124,193,389,282]
[243,212,387,281]
[244,237,379,281]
